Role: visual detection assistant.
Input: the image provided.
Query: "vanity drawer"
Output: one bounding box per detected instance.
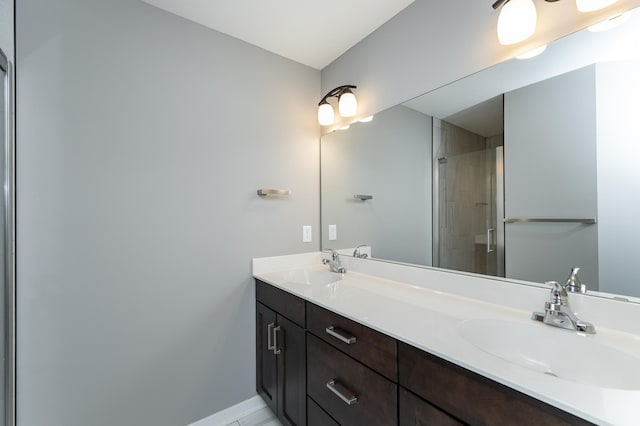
[398,342,594,426]
[306,303,397,381]
[307,333,397,426]
[256,280,305,327]
[307,397,339,426]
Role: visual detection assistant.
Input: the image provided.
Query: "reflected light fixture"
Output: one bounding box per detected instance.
[318,85,358,126]
[588,10,631,31]
[576,0,620,12]
[516,44,547,59]
[494,0,538,45]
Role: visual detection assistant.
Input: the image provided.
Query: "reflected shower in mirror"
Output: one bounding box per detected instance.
[321,8,640,300]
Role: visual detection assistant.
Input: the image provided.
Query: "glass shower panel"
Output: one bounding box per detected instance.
[436,146,503,277]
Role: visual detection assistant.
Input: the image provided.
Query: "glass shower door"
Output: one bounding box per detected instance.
[434,146,504,277]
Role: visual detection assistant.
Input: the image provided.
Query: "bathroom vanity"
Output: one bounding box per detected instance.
[253,253,640,426]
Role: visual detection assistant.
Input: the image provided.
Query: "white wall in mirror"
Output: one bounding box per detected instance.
[503,65,598,288]
[596,55,640,296]
[321,106,432,266]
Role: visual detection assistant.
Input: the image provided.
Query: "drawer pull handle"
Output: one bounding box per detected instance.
[326,379,358,405]
[326,326,357,345]
[273,326,282,355]
[267,323,275,351]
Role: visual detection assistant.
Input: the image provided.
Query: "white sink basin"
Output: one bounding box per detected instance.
[278,269,343,286]
[458,318,640,390]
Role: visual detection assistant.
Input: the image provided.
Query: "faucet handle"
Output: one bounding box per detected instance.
[565,267,587,294]
[323,249,339,260]
[353,245,369,258]
[546,281,568,306]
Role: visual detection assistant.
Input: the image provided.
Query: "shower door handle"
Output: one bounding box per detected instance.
[487,228,494,253]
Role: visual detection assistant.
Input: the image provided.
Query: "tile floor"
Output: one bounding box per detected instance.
[225,406,282,426]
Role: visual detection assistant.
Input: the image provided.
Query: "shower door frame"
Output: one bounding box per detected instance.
[0,47,16,426]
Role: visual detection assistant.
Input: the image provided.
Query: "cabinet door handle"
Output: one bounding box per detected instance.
[273,326,282,355]
[326,326,357,345]
[326,379,358,405]
[267,323,275,352]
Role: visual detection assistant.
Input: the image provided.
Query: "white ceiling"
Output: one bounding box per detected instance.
[444,95,504,138]
[140,0,415,70]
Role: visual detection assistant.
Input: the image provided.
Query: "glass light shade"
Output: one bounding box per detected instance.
[338,92,358,117]
[576,0,619,12]
[497,0,537,45]
[588,11,630,32]
[516,44,547,59]
[318,102,335,126]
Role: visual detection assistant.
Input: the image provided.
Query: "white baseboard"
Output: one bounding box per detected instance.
[188,395,267,426]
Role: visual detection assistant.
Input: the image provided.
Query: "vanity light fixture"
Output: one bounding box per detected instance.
[576,0,620,12]
[493,0,624,46]
[494,0,538,45]
[318,85,358,126]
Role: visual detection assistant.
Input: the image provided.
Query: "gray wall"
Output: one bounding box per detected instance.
[16,0,319,425]
[321,105,432,265]
[596,58,640,296]
[0,0,13,61]
[504,66,598,288]
[321,0,640,124]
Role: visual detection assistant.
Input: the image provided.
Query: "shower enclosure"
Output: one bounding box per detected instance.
[433,118,505,278]
[0,47,15,426]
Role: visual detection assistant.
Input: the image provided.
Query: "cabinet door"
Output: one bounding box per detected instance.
[277,315,306,426]
[399,387,463,426]
[308,397,339,426]
[256,302,277,413]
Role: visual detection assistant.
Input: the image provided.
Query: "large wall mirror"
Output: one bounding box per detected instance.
[321,9,640,301]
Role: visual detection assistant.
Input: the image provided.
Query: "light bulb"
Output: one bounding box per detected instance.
[338,91,358,117]
[497,0,537,45]
[576,0,619,13]
[318,102,335,126]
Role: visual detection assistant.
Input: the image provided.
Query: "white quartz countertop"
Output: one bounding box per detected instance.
[253,252,640,426]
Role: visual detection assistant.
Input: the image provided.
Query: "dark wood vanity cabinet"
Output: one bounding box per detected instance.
[255,279,595,426]
[256,281,307,426]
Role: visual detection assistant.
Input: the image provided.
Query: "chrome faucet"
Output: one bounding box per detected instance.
[532,281,595,334]
[565,267,587,294]
[353,245,369,259]
[322,250,346,274]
